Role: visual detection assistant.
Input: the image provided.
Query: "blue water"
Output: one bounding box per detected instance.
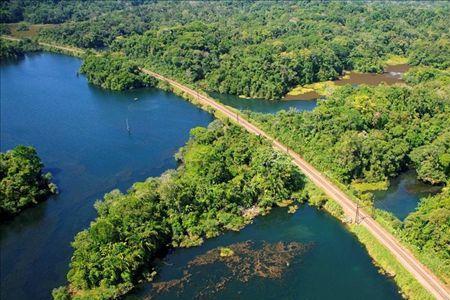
[131,206,401,300]
[374,170,442,220]
[0,53,213,300]
[1,53,403,300]
[209,92,318,114]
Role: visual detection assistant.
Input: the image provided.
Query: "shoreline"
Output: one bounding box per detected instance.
[2,41,446,300]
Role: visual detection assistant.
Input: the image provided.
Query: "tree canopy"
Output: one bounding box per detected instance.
[54,121,304,299]
[80,53,156,91]
[0,145,56,218]
[9,1,447,99]
[0,38,40,60]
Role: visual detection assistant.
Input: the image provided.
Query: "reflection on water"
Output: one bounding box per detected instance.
[213,64,411,110]
[130,206,401,300]
[209,92,318,114]
[373,170,442,220]
[0,52,213,300]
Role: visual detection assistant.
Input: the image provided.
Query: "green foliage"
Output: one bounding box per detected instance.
[0,145,56,218]
[0,23,11,35]
[251,72,450,283]
[79,54,156,91]
[51,287,70,300]
[62,121,304,299]
[0,38,41,60]
[252,81,449,184]
[34,1,450,99]
[402,188,450,281]
[0,0,129,24]
[409,39,450,69]
[410,131,450,184]
[403,188,450,261]
[16,21,30,31]
[404,67,450,85]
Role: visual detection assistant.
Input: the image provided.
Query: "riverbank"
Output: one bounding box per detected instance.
[139,68,448,300]
[307,189,433,300]
[0,53,213,300]
[2,40,448,299]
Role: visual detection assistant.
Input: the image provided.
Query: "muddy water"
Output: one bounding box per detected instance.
[283,90,320,101]
[286,64,410,100]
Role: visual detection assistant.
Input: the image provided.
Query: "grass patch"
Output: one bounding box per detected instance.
[287,81,337,98]
[286,85,316,96]
[384,55,409,66]
[351,180,389,192]
[6,23,57,39]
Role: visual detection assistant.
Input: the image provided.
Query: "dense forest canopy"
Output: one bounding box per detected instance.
[53,121,304,299]
[80,53,157,90]
[251,69,450,185]
[0,0,135,24]
[0,145,56,218]
[1,1,449,297]
[2,1,448,99]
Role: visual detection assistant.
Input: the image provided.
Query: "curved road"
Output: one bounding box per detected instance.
[141,68,450,300]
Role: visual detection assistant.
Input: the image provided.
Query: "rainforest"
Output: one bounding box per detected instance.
[1,1,449,300]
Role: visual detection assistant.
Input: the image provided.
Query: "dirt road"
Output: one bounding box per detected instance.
[141,68,450,300]
[1,36,446,298]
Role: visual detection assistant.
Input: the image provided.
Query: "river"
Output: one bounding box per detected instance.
[1,53,402,300]
[0,53,213,300]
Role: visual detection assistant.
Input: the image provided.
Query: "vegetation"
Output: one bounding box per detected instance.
[0,38,40,60]
[80,53,157,91]
[2,0,448,296]
[0,0,131,24]
[0,145,56,218]
[252,83,448,185]
[2,1,445,99]
[350,225,433,300]
[249,69,450,283]
[402,188,450,282]
[54,121,304,299]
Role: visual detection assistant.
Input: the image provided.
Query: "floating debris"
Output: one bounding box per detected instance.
[147,240,313,299]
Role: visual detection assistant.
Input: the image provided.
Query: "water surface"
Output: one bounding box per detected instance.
[374,170,442,220]
[286,64,410,100]
[0,53,213,300]
[130,206,402,300]
[210,92,317,114]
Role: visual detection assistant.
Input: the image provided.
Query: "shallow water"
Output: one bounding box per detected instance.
[130,206,402,300]
[0,53,213,300]
[373,170,442,220]
[286,64,410,101]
